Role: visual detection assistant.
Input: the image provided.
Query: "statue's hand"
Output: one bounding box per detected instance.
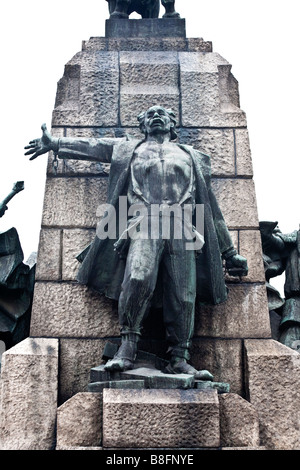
[226,253,248,277]
[24,124,58,160]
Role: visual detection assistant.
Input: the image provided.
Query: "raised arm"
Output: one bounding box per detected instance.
[24,124,117,163]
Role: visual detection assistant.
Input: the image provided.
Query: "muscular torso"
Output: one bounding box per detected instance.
[128,140,195,207]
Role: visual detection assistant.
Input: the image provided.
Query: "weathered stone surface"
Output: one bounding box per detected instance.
[179,53,246,128]
[0,338,58,450]
[56,392,102,448]
[120,51,179,86]
[42,177,108,228]
[244,339,300,450]
[222,446,267,450]
[62,229,95,280]
[103,389,220,448]
[105,18,186,39]
[235,129,253,177]
[190,339,243,396]
[88,380,145,392]
[79,52,119,127]
[239,230,265,283]
[35,229,62,281]
[219,393,260,448]
[194,284,271,339]
[52,51,119,127]
[30,282,119,338]
[211,179,259,229]
[179,51,229,74]
[59,339,108,404]
[56,445,102,450]
[187,38,213,53]
[82,36,212,53]
[178,128,235,176]
[120,89,179,127]
[119,49,179,126]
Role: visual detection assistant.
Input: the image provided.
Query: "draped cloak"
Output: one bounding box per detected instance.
[57,136,235,306]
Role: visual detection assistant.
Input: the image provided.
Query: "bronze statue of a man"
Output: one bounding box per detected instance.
[106,0,179,19]
[25,106,248,379]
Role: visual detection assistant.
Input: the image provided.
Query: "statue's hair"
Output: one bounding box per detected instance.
[137,107,178,140]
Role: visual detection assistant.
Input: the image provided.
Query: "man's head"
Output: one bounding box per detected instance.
[138,106,177,140]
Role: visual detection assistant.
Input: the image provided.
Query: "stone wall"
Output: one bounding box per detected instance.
[29,23,271,403]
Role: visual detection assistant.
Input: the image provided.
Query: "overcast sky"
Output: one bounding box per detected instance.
[0,0,299,296]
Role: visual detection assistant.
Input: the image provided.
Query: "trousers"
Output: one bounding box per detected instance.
[118,235,196,360]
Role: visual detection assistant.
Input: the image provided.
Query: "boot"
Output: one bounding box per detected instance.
[161,0,180,18]
[165,356,214,381]
[110,0,130,18]
[104,333,139,371]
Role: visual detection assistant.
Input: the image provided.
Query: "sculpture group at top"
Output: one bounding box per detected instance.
[106,0,180,19]
[25,105,248,379]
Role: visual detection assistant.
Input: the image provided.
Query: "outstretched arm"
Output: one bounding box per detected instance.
[25,124,116,163]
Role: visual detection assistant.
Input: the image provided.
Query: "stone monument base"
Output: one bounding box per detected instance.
[105,18,186,38]
[88,342,230,393]
[1,337,299,450]
[55,386,261,449]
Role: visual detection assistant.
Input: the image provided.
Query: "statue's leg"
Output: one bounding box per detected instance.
[110,0,131,18]
[162,238,213,380]
[104,238,164,372]
[142,0,160,18]
[107,0,117,15]
[161,0,180,18]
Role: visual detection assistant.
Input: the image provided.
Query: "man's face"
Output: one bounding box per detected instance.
[144,106,172,136]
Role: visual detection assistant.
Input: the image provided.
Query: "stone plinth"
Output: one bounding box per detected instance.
[244,339,300,450]
[219,393,260,447]
[56,392,102,448]
[105,18,186,38]
[102,388,220,448]
[0,338,58,450]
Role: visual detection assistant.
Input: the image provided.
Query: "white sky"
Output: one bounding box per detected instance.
[0,0,299,296]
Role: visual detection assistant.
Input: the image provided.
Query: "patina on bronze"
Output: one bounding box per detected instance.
[0,182,35,351]
[0,181,24,218]
[25,106,248,379]
[260,221,300,350]
[105,0,179,19]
